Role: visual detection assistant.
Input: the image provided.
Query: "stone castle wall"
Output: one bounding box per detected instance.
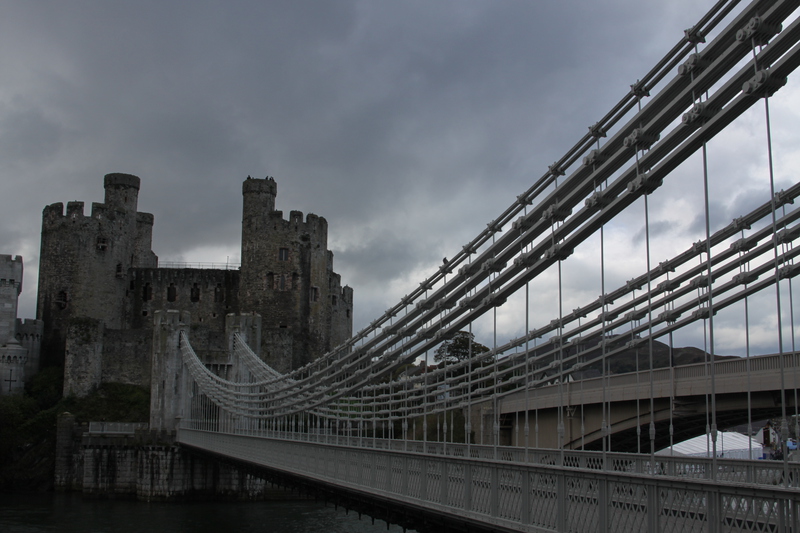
[55,414,289,501]
[239,177,353,371]
[0,255,42,395]
[125,268,239,332]
[38,174,352,396]
[37,174,157,367]
[0,256,23,343]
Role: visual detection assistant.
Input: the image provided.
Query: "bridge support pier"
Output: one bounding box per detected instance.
[150,310,190,432]
[226,312,262,383]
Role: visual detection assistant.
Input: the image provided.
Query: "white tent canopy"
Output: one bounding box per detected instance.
[656,432,763,460]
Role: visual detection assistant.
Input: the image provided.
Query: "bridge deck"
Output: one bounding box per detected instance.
[179,427,800,533]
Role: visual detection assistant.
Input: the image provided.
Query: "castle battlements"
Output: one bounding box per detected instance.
[0,254,24,288]
[267,210,328,235]
[137,212,155,225]
[37,174,352,396]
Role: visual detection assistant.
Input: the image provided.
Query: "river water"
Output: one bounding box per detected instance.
[1,493,411,533]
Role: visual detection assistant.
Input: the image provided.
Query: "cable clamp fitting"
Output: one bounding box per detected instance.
[582,148,607,167]
[742,69,787,98]
[585,189,610,211]
[627,172,663,195]
[736,16,781,46]
[658,309,681,324]
[541,202,572,223]
[544,243,573,261]
[589,122,607,139]
[730,237,756,252]
[623,128,660,150]
[780,264,800,280]
[678,53,711,76]
[682,102,715,125]
[684,27,706,45]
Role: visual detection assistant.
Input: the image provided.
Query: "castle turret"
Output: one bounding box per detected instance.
[242,176,277,221]
[103,173,140,213]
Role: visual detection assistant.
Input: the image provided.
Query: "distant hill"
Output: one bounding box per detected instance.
[582,338,734,375]
[523,334,735,376]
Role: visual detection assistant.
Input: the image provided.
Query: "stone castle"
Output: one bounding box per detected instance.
[35,173,352,396]
[0,255,43,396]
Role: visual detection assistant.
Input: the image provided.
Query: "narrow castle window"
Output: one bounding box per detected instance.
[190,283,200,302]
[278,248,289,261]
[167,283,177,302]
[115,263,124,278]
[143,283,152,302]
[311,286,319,302]
[292,273,299,290]
[56,291,68,310]
[332,295,338,306]
[96,236,108,251]
[279,275,286,291]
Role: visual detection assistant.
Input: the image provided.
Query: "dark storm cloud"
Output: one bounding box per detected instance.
[1,0,728,328]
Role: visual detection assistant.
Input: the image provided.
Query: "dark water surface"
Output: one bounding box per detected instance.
[0,493,409,533]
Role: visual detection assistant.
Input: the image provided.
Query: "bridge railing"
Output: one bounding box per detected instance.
[498,351,800,410]
[158,261,240,270]
[179,427,800,533]
[179,418,799,488]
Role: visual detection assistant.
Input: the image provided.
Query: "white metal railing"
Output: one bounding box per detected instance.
[178,419,800,487]
[158,261,240,270]
[179,427,800,533]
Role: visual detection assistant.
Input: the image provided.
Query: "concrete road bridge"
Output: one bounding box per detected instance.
[151,1,800,530]
[490,351,800,452]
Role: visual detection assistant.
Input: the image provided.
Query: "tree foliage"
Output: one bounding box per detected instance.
[434,331,491,365]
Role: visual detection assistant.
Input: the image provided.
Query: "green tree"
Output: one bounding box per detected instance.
[434,331,491,365]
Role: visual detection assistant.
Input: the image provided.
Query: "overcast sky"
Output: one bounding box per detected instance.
[3,1,800,356]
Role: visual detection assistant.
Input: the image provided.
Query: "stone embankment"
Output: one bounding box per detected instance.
[55,413,291,501]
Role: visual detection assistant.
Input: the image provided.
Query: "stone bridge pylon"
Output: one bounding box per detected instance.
[149,310,263,432]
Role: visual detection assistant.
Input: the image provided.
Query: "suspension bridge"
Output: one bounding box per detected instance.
[158,1,800,530]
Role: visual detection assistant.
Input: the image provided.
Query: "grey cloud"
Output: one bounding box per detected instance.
[1,0,741,334]
[0,104,63,165]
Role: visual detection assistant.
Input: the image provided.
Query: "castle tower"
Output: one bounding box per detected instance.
[239,177,352,371]
[0,256,22,346]
[37,173,157,366]
[0,255,42,395]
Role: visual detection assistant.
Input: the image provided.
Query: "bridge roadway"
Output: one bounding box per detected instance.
[482,352,800,452]
[178,424,800,533]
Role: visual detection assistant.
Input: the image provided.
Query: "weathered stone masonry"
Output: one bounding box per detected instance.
[37,173,353,397]
[56,414,286,501]
[0,254,43,395]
